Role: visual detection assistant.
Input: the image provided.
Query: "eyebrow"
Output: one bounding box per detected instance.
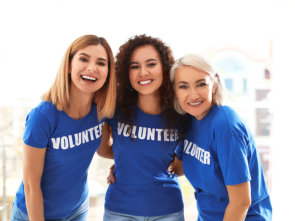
[177,81,188,84]
[177,79,206,84]
[78,53,107,61]
[196,79,206,83]
[130,58,158,65]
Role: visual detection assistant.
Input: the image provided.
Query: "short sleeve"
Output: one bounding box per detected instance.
[23,108,51,148]
[175,140,184,160]
[217,134,251,185]
[106,117,115,128]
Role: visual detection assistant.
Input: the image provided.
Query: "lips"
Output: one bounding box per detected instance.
[139,79,152,85]
[188,101,202,106]
[81,75,97,82]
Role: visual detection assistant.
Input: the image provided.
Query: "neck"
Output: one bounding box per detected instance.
[65,88,94,120]
[137,93,161,115]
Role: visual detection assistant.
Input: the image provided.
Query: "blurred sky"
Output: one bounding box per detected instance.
[1,0,295,220]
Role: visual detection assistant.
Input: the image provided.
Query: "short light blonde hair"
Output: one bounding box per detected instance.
[170,54,226,115]
[42,35,116,120]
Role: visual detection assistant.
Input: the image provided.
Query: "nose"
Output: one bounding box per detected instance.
[87,62,97,73]
[189,87,200,100]
[139,66,149,77]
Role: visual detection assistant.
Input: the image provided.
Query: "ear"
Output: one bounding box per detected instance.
[212,83,217,94]
[212,74,219,94]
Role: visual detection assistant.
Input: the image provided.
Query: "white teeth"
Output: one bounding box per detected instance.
[139,80,152,85]
[81,75,96,81]
[189,102,201,105]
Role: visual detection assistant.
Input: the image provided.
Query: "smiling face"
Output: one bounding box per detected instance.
[174,66,216,120]
[69,44,108,96]
[128,45,163,98]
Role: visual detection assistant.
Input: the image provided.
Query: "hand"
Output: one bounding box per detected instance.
[167,159,175,175]
[167,156,184,176]
[107,164,116,184]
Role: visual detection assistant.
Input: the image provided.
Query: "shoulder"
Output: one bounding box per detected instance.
[23,102,58,145]
[27,101,59,125]
[211,105,250,138]
[105,107,119,126]
[214,105,241,123]
[33,101,58,115]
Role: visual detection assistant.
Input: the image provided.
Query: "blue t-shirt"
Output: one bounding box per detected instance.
[105,106,183,216]
[176,105,272,221]
[14,101,104,219]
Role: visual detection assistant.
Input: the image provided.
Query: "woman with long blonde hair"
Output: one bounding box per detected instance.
[11,34,116,221]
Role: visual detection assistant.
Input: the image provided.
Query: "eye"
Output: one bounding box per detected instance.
[147,62,156,67]
[179,85,188,89]
[197,82,207,87]
[80,57,88,62]
[130,65,139,70]
[97,62,106,66]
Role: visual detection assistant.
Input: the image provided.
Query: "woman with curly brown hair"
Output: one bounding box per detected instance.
[98,35,185,220]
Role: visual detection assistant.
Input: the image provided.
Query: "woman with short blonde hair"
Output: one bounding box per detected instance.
[170,54,272,221]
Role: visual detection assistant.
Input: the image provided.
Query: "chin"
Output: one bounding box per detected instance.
[182,110,195,117]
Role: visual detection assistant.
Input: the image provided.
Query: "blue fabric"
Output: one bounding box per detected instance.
[105,106,183,216]
[10,202,29,221]
[176,105,272,221]
[103,208,184,221]
[11,197,89,221]
[14,101,104,219]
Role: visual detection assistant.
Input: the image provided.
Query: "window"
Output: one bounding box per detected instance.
[224,78,233,92]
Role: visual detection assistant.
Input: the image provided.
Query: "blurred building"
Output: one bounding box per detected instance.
[208,45,273,189]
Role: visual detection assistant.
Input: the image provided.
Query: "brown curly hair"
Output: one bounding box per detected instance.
[116,34,184,132]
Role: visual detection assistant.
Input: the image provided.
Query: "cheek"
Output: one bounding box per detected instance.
[98,65,108,78]
[157,67,163,79]
[103,68,109,79]
[158,74,163,85]
[208,87,215,99]
[128,71,136,85]
[175,90,185,104]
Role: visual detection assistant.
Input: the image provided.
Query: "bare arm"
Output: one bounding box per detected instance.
[168,156,184,176]
[106,164,116,184]
[23,144,46,221]
[223,181,251,221]
[97,123,114,159]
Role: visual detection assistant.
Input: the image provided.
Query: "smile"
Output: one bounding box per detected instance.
[81,75,97,82]
[139,80,152,85]
[188,102,201,106]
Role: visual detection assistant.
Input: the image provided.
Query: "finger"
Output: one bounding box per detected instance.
[109,175,116,184]
[107,176,113,185]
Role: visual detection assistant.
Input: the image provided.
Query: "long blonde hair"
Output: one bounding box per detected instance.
[42,35,116,120]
